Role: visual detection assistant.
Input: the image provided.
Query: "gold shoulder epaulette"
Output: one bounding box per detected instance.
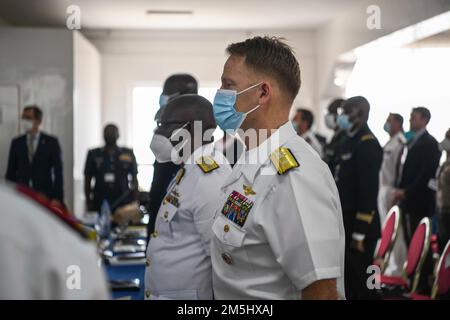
[175,167,185,185]
[270,147,299,175]
[361,134,375,142]
[356,212,375,224]
[196,155,219,173]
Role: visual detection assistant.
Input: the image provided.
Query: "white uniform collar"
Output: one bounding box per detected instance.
[226,121,296,185]
[393,131,406,143]
[300,129,313,139]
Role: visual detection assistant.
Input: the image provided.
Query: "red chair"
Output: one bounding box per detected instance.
[380,217,432,295]
[430,239,450,299]
[373,206,401,273]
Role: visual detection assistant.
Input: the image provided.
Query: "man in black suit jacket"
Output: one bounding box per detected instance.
[394,107,441,242]
[5,105,64,202]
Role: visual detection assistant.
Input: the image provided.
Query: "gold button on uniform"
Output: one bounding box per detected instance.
[221,253,233,265]
[163,211,169,220]
[145,290,151,298]
[146,258,151,267]
[151,230,159,238]
[223,224,230,233]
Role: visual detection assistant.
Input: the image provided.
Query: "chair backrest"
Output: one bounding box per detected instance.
[431,240,450,299]
[404,217,431,293]
[373,206,400,272]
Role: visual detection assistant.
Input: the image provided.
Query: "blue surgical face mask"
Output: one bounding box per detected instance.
[159,94,169,108]
[404,130,416,143]
[383,122,391,133]
[336,114,352,131]
[159,92,179,108]
[213,82,262,132]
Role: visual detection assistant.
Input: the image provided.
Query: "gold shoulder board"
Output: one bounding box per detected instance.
[361,134,375,142]
[175,167,185,185]
[270,147,299,175]
[196,155,219,173]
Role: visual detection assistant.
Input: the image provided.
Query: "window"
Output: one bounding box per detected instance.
[132,86,223,191]
[345,48,450,148]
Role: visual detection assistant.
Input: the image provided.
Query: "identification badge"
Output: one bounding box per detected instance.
[221,191,254,227]
[104,173,115,183]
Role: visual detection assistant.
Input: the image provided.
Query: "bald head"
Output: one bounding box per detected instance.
[103,123,119,146]
[163,74,198,96]
[157,94,216,139]
[342,96,370,124]
[328,98,345,115]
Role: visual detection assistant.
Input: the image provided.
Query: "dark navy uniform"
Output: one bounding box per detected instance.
[84,147,138,212]
[334,124,382,300]
[324,130,346,176]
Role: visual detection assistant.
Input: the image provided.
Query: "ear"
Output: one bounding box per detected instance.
[258,82,272,105]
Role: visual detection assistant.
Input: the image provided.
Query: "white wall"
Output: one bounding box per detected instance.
[73,31,102,218]
[86,29,317,146]
[0,26,74,209]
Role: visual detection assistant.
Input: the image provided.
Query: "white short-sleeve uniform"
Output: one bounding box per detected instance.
[145,143,232,300]
[378,132,407,276]
[211,121,346,300]
[0,184,109,299]
[378,132,406,222]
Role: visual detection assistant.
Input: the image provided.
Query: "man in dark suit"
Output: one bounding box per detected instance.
[5,105,64,203]
[394,107,441,242]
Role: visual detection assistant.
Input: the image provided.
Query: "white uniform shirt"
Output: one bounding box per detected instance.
[378,132,406,221]
[211,121,346,300]
[378,132,407,276]
[0,184,109,299]
[301,130,324,158]
[145,143,232,300]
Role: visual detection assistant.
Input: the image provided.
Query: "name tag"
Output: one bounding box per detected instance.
[221,191,254,227]
[104,173,115,183]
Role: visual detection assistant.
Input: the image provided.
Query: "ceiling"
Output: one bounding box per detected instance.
[0,0,359,31]
[408,29,450,48]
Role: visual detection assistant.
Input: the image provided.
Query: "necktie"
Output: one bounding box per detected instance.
[27,134,35,162]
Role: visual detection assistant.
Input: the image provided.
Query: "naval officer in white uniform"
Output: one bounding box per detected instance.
[145,94,231,300]
[0,183,109,299]
[378,113,407,277]
[211,36,346,300]
[378,113,406,222]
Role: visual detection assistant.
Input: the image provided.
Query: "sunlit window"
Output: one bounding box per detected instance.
[345,48,450,148]
[132,86,223,191]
